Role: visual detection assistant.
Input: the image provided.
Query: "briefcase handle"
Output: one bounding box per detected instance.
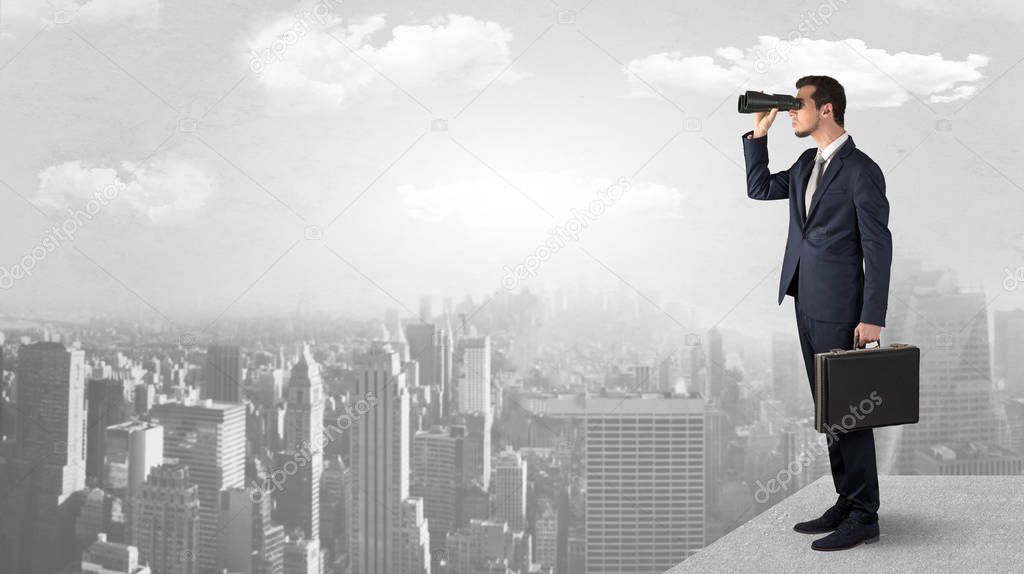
[853,332,881,350]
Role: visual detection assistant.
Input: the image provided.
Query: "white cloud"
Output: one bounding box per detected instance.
[248,12,528,107]
[625,36,989,108]
[35,156,212,224]
[2,0,159,27]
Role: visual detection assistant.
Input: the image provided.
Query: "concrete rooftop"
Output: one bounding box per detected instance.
[668,475,1024,574]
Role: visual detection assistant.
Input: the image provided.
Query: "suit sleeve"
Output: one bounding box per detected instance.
[854,160,893,327]
[741,130,794,201]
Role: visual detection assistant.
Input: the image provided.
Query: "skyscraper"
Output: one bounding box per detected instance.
[444,519,523,573]
[132,463,200,574]
[217,487,285,574]
[320,456,348,569]
[406,323,451,419]
[0,341,87,573]
[150,399,246,572]
[86,378,132,483]
[275,347,323,554]
[205,344,243,403]
[877,287,1002,474]
[103,420,163,499]
[395,497,431,574]
[584,392,705,573]
[452,412,492,491]
[994,309,1024,398]
[493,447,527,532]
[458,335,491,416]
[411,425,465,563]
[282,534,320,574]
[350,342,410,574]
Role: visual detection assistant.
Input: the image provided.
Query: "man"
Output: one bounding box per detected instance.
[740,75,892,551]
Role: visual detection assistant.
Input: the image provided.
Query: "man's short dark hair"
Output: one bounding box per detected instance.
[796,75,846,126]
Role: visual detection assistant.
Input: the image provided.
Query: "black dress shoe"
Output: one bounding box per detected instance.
[792,496,852,534]
[811,511,880,551]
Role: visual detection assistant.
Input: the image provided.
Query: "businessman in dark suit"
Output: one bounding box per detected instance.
[741,75,892,551]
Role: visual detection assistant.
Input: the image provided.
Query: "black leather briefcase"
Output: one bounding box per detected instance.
[814,342,920,434]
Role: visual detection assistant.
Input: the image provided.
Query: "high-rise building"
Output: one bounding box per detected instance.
[0,341,87,573]
[406,324,440,389]
[707,328,726,403]
[452,412,492,491]
[103,420,163,499]
[282,534,320,574]
[632,364,654,392]
[411,425,465,563]
[493,447,527,532]
[419,295,433,324]
[458,336,491,416]
[875,281,1002,474]
[458,483,490,528]
[350,342,411,574]
[584,392,705,573]
[13,342,87,491]
[217,487,285,574]
[533,499,558,571]
[150,399,246,572]
[132,463,200,574]
[1006,398,1024,456]
[205,344,243,403]
[320,456,348,570]
[442,317,454,417]
[76,488,115,551]
[994,309,1024,398]
[277,348,323,542]
[444,519,521,574]
[81,532,151,574]
[254,368,285,409]
[407,321,454,421]
[395,496,431,574]
[86,378,133,483]
[704,406,726,514]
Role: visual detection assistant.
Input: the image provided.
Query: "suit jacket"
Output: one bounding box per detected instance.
[741,129,892,326]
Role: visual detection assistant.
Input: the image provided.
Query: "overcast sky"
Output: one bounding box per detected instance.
[1,0,1022,336]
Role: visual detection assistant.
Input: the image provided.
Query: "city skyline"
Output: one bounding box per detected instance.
[2,1,1024,572]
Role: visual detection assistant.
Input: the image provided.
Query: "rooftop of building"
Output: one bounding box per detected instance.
[668,474,1024,574]
[918,441,1022,461]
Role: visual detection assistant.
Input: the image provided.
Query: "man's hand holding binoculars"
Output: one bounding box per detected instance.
[752,107,778,138]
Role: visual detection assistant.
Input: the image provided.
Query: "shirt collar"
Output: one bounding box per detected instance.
[819,131,849,161]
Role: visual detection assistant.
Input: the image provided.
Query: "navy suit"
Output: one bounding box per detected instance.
[741,129,892,520]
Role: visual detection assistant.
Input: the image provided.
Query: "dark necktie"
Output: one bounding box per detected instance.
[805,152,826,216]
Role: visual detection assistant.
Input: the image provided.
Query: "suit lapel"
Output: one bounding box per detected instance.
[803,136,855,230]
[796,151,813,229]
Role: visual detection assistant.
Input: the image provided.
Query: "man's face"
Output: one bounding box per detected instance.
[790,85,822,138]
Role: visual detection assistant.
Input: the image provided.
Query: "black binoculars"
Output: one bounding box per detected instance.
[737,91,802,113]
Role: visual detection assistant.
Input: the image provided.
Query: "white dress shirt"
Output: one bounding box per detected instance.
[806,131,850,214]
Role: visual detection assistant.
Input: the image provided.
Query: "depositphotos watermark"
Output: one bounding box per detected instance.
[248,391,377,502]
[0,178,126,290]
[753,390,882,504]
[751,0,850,74]
[1003,266,1024,291]
[501,177,632,290]
[248,0,343,74]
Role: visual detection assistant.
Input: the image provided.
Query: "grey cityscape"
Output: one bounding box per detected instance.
[1,0,1023,573]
